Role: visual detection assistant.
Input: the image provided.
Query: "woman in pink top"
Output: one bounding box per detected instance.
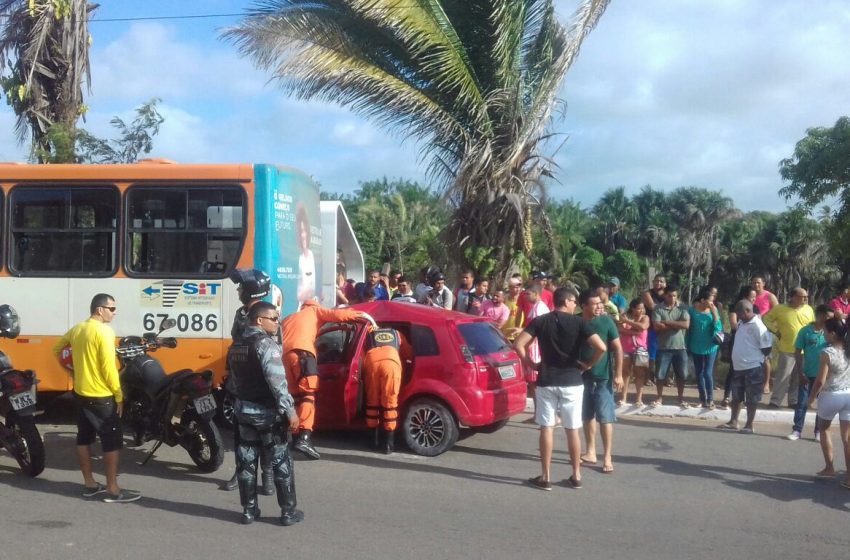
[617,298,651,406]
[751,275,778,393]
[751,275,778,315]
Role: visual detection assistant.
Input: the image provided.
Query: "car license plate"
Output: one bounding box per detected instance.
[498,365,516,380]
[193,394,216,414]
[9,387,36,411]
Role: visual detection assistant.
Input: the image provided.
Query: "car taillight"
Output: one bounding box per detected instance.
[460,345,475,363]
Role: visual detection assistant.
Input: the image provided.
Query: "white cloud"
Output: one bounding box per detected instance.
[90,22,267,103]
[553,0,850,211]
[0,0,847,215]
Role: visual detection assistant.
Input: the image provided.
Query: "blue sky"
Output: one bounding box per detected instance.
[1,0,848,212]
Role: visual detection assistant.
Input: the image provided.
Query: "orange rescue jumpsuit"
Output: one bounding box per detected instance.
[363,330,412,431]
[281,300,361,432]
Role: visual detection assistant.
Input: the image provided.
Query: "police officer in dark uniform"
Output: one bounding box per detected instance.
[228,301,304,526]
[223,268,276,494]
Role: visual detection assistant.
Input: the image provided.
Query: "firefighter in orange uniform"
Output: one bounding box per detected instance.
[281,299,364,459]
[363,327,411,454]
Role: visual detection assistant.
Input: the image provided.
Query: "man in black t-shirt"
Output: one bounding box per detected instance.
[514,287,606,491]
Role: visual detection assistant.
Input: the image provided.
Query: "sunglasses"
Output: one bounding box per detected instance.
[100,306,117,312]
[259,316,280,322]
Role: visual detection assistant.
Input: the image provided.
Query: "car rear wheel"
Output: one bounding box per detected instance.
[403,398,458,457]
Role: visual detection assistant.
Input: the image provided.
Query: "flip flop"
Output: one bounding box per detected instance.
[717,423,738,431]
[816,470,836,478]
[840,480,850,490]
[602,464,614,474]
[580,456,597,466]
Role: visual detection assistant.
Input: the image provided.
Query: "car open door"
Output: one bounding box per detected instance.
[315,322,365,426]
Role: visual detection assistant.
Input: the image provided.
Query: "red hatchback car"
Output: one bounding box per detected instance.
[311,301,527,456]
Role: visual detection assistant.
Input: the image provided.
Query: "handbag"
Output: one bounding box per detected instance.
[720,331,735,363]
[632,335,649,367]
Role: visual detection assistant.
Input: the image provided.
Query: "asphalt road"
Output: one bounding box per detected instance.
[1,405,848,560]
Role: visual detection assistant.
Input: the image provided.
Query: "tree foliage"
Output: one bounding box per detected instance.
[331,178,844,306]
[225,0,610,278]
[76,98,164,163]
[33,98,165,164]
[322,177,449,275]
[779,116,850,215]
[0,0,96,160]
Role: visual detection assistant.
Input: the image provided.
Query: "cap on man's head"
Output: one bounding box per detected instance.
[607,277,620,287]
[735,299,754,316]
[532,271,547,280]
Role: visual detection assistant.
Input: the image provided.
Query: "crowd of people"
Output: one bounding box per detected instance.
[45,264,850,524]
[337,266,850,491]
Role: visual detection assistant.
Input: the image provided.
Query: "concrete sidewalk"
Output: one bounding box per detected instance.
[523,383,812,426]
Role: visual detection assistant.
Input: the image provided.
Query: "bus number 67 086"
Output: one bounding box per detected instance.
[143,313,218,333]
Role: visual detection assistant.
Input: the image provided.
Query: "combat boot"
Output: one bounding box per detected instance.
[237,476,261,525]
[259,449,275,496]
[275,454,304,526]
[293,430,321,460]
[222,472,238,491]
[369,427,380,450]
[382,430,395,455]
[260,469,275,496]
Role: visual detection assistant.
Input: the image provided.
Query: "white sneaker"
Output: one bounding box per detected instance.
[815,432,821,442]
[786,431,801,441]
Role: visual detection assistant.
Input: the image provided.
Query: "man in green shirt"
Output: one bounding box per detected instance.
[787,304,832,441]
[651,285,691,408]
[579,290,623,474]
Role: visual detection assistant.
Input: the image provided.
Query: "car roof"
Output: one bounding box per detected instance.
[351,301,489,326]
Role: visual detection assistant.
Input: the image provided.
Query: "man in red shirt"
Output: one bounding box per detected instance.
[517,271,554,319]
[829,283,850,321]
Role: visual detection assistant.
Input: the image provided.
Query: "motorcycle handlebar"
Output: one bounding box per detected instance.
[158,337,178,349]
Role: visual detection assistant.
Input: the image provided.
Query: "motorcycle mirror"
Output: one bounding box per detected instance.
[158,317,177,333]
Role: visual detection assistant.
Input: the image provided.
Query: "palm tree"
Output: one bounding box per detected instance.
[667,187,739,301]
[590,187,638,255]
[224,0,610,274]
[0,0,96,161]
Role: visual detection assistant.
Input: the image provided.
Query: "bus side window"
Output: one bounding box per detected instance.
[9,186,118,276]
[126,186,245,277]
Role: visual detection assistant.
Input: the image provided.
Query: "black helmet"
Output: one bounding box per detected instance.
[229,268,271,305]
[0,304,20,339]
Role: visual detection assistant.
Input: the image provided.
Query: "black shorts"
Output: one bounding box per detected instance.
[75,394,123,452]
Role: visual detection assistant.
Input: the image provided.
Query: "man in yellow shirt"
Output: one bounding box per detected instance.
[53,294,140,503]
[501,275,523,341]
[762,288,815,409]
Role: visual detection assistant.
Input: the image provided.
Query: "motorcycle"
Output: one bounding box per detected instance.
[0,304,44,477]
[117,317,224,473]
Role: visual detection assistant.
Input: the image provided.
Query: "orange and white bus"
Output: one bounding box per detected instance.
[0,161,363,394]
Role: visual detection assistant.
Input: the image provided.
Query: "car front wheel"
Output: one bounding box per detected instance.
[403,398,459,457]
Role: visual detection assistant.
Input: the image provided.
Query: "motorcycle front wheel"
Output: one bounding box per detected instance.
[180,409,224,473]
[7,415,45,477]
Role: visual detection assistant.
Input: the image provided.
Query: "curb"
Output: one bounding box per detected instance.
[523,397,811,425]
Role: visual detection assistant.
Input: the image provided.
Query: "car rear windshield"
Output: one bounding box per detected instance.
[456,322,512,356]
